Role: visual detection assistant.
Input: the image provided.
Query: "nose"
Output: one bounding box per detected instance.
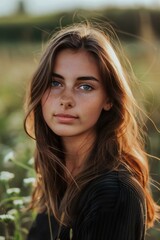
[60,91,75,109]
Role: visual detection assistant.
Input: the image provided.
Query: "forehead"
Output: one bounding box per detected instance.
[53,49,100,75]
[55,48,98,63]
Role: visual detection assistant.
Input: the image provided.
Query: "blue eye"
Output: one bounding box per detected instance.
[51,80,61,87]
[80,85,93,91]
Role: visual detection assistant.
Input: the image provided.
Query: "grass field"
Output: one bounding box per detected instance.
[0,40,160,239]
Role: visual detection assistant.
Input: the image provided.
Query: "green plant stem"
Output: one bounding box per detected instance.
[4,223,10,240]
[0,196,23,207]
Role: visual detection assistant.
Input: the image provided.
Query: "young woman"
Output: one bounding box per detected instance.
[24,23,159,240]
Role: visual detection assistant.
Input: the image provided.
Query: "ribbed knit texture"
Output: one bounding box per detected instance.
[27,170,146,240]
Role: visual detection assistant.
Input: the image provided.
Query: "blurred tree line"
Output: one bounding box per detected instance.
[0,8,160,42]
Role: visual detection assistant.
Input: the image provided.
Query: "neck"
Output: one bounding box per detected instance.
[62,132,95,176]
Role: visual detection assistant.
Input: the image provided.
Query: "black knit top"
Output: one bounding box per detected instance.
[27,170,146,240]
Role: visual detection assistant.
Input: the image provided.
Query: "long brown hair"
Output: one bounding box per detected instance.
[24,22,159,228]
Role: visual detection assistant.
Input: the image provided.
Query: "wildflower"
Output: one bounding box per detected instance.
[28,157,34,165]
[0,171,15,182]
[0,214,15,223]
[3,151,15,163]
[7,188,20,195]
[7,209,18,216]
[23,196,31,204]
[23,177,36,186]
[0,236,5,240]
[13,199,23,206]
[3,150,15,167]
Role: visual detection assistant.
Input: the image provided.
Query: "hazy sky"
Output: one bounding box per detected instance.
[0,0,159,16]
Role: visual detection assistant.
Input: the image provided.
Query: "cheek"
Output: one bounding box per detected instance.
[41,90,51,105]
[41,104,48,124]
[89,96,106,111]
[41,90,55,110]
[83,100,104,120]
[41,94,52,120]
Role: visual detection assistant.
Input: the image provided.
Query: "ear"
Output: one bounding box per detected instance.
[103,102,113,111]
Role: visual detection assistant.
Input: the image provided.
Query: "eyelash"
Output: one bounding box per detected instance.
[51,80,94,91]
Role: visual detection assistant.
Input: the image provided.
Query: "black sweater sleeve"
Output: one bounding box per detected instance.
[73,172,146,240]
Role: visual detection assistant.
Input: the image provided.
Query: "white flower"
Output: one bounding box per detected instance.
[3,151,15,162]
[7,209,18,216]
[0,236,5,240]
[0,214,15,223]
[23,196,31,203]
[28,157,34,165]
[0,171,15,181]
[23,177,36,186]
[13,199,23,206]
[7,188,20,195]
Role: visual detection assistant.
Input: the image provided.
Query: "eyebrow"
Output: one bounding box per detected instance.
[52,72,99,82]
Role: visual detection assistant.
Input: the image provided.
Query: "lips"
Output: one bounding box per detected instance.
[54,113,78,123]
[54,114,78,118]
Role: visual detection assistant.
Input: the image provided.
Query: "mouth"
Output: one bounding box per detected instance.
[54,113,78,123]
[54,113,78,118]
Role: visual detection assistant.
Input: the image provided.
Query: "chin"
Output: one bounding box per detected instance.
[52,130,76,137]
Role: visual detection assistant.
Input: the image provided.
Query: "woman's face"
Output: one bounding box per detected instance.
[41,49,109,141]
